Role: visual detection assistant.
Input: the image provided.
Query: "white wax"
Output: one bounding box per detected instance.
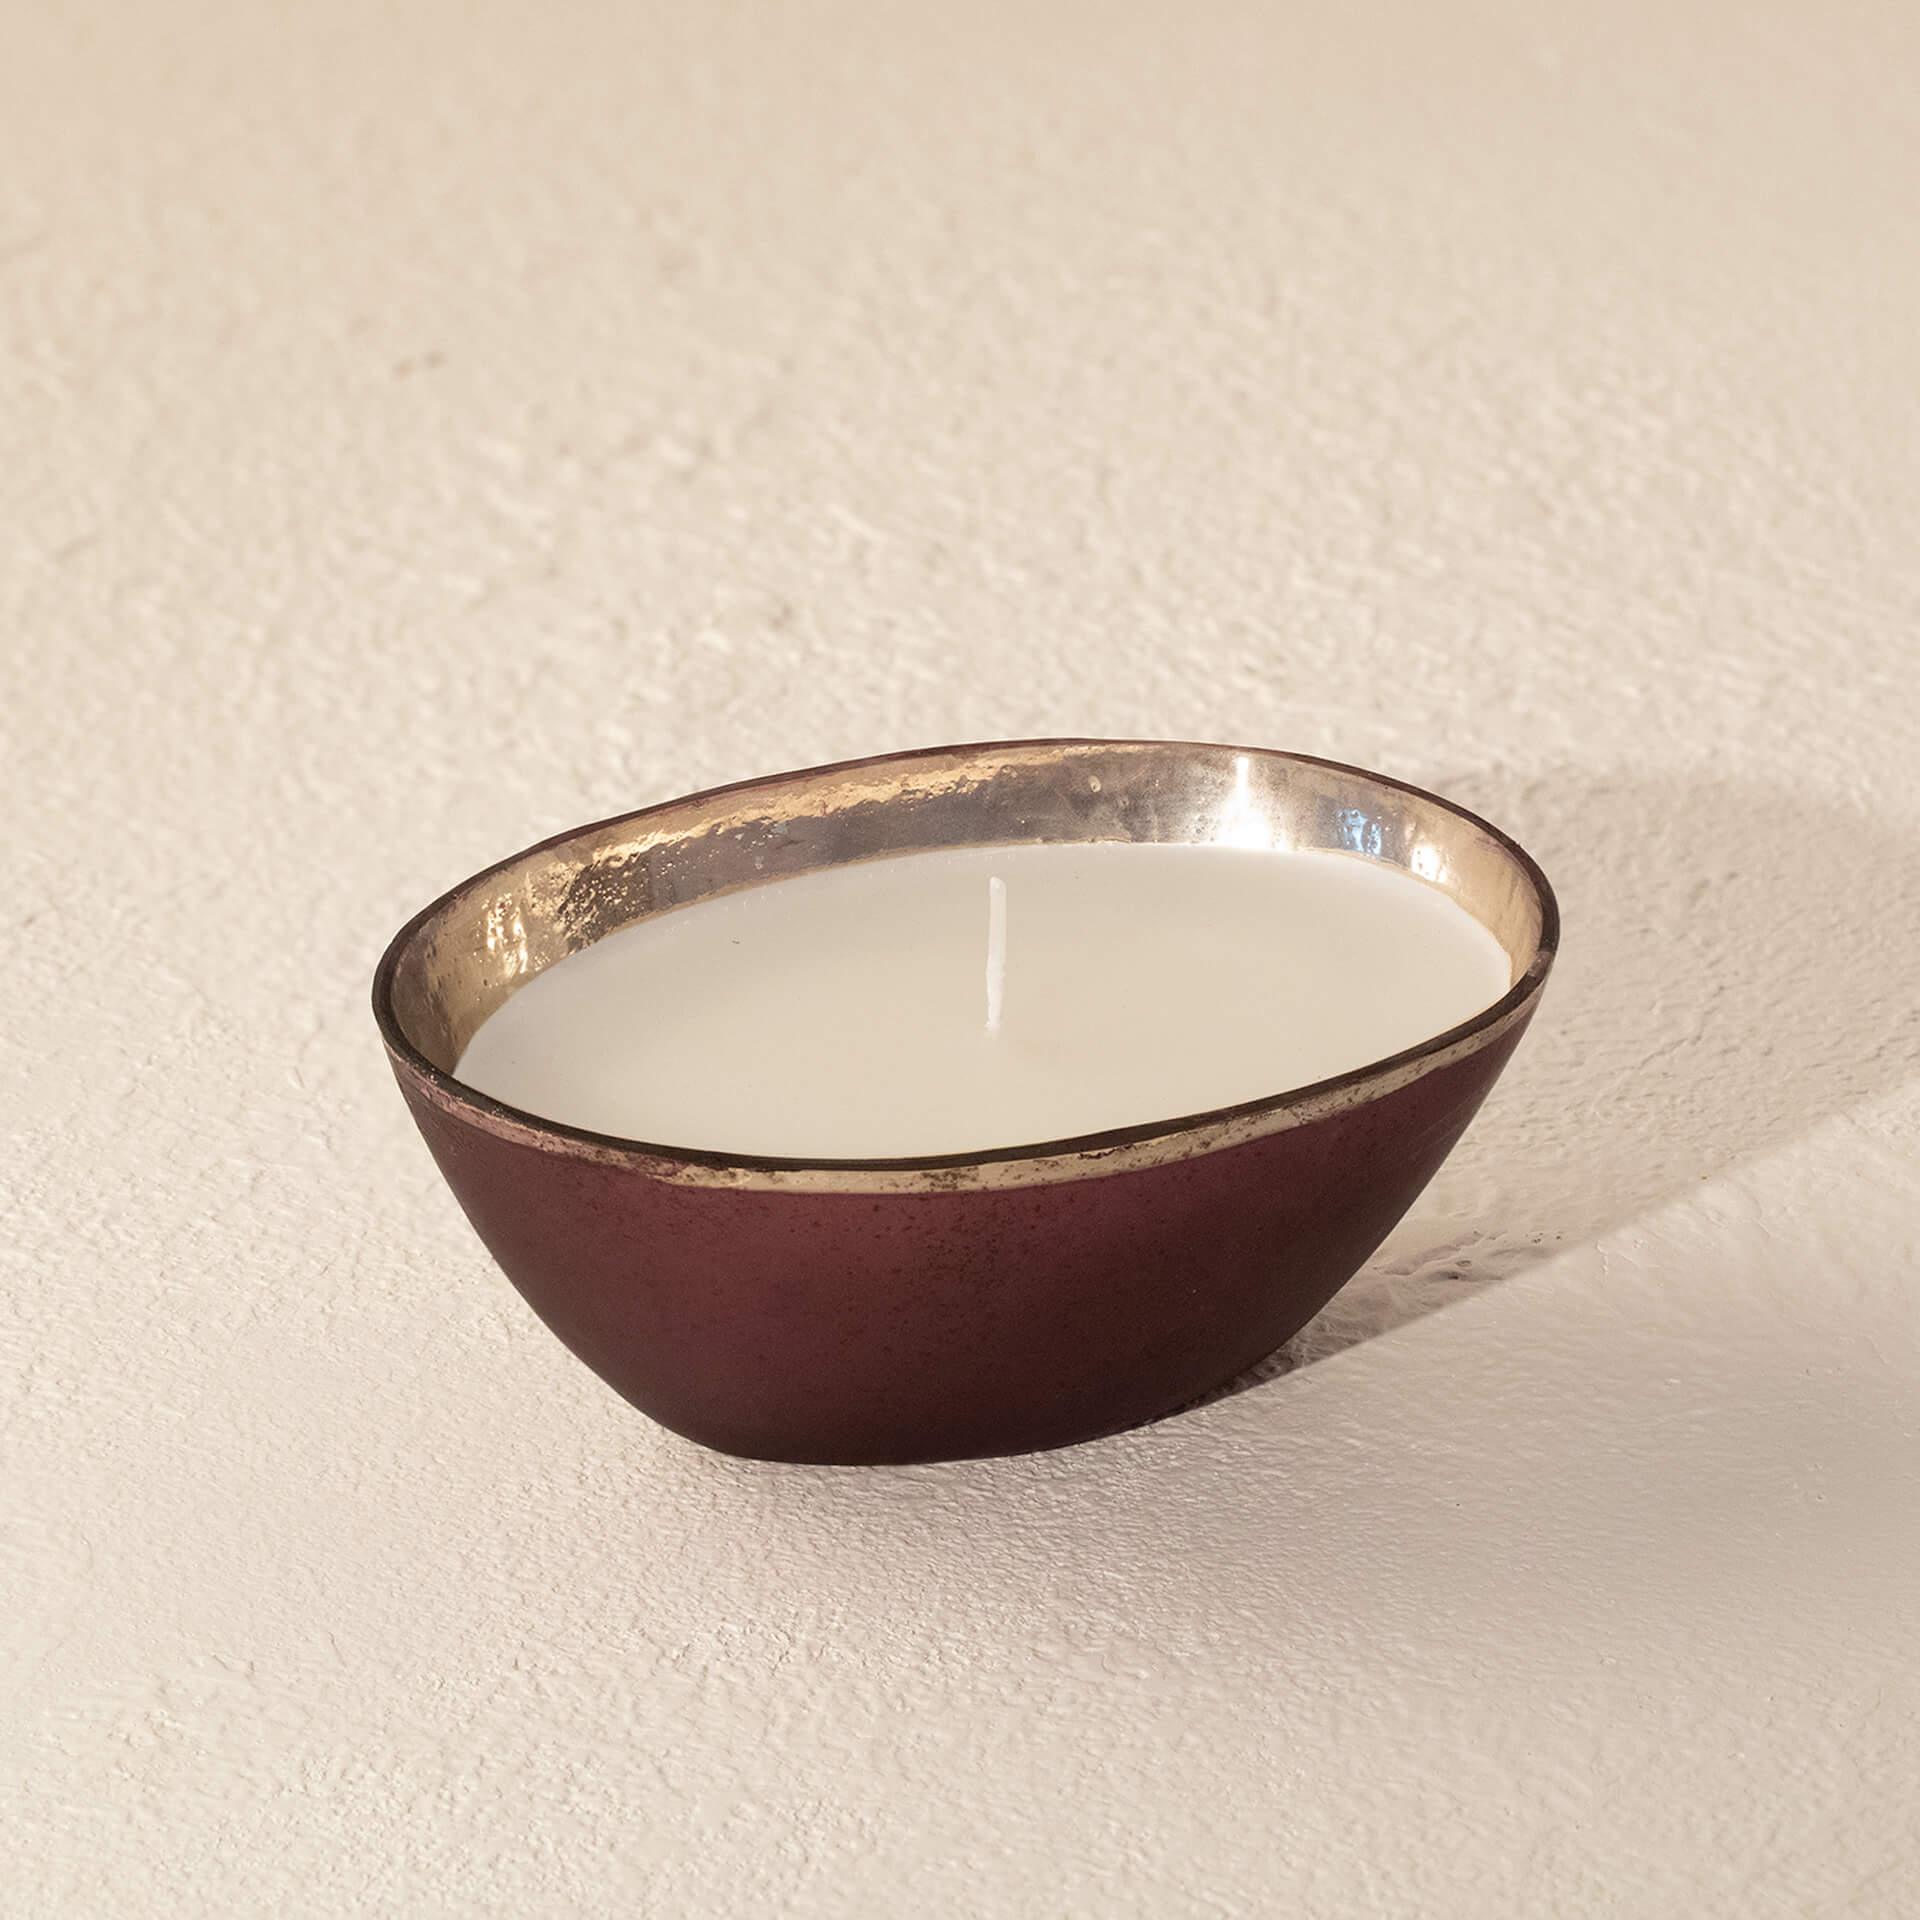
[456,844,1512,1158]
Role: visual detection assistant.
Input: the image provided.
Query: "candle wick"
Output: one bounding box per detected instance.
[985,874,1007,1035]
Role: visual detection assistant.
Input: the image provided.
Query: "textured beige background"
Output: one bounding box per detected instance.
[6,1,1919,1914]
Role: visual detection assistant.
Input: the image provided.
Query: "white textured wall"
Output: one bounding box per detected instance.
[6,1,1919,1913]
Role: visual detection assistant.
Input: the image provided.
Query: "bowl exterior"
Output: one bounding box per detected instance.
[386,1014,1530,1464]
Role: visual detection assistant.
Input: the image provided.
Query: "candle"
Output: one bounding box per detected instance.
[377,740,1559,1461]
[455,842,1511,1159]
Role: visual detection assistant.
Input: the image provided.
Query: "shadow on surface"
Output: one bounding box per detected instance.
[1182,766,1920,1412]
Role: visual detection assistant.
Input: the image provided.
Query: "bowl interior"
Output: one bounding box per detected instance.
[379,743,1554,1140]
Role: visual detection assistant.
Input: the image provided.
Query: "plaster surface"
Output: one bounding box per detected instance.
[5,1,1918,1913]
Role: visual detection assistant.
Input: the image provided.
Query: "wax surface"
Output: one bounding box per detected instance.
[455,844,1513,1158]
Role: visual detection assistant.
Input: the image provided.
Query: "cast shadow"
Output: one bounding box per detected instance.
[1186,765,1920,1409]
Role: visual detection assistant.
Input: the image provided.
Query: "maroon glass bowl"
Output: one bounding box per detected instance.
[373,740,1557,1464]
